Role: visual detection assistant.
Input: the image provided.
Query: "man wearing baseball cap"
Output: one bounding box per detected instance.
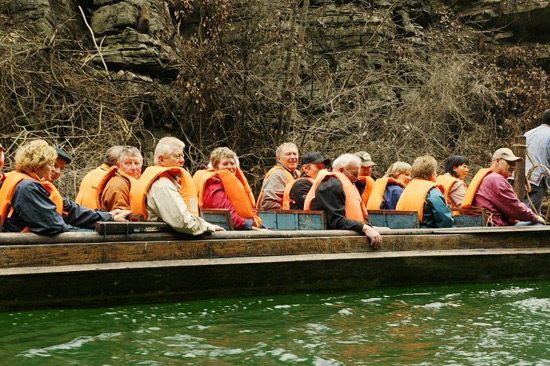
[282,151,330,210]
[463,148,545,226]
[354,151,376,204]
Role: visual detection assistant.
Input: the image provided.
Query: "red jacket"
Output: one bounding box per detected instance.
[202,177,253,230]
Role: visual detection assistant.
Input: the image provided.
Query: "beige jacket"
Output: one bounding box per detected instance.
[146,176,215,235]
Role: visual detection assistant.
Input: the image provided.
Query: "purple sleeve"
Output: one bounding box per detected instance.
[491,178,538,222]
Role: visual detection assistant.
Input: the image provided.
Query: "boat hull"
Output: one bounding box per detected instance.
[0,227,549,310]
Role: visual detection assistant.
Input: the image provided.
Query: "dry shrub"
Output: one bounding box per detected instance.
[0,25,155,197]
[2,1,550,195]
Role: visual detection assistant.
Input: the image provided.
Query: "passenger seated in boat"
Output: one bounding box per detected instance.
[130,137,224,234]
[396,155,453,228]
[304,153,382,249]
[354,151,376,205]
[463,148,545,226]
[0,140,130,234]
[193,147,262,230]
[257,142,299,211]
[366,161,411,210]
[50,147,71,183]
[75,145,123,209]
[282,151,330,210]
[436,155,469,209]
[100,147,142,211]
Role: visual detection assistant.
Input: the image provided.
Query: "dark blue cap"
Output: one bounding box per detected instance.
[55,147,72,164]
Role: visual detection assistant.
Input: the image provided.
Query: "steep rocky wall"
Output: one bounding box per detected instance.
[4,0,550,80]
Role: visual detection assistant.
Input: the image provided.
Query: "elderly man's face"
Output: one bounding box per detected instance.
[277,147,299,172]
[493,158,515,179]
[118,154,143,179]
[50,157,66,182]
[340,162,360,184]
[160,148,185,168]
[359,165,371,177]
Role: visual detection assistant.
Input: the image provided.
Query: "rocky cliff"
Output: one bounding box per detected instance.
[1,0,550,194]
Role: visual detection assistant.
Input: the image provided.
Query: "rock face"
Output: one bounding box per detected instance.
[451,0,550,40]
[3,0,550,80]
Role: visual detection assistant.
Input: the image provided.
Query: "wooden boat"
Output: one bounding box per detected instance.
[1,224,550,311]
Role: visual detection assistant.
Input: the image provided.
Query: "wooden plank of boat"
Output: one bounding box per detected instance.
[0,226,549,310]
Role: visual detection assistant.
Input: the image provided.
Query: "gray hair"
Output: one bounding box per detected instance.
[104,145,123,167]
[118,146,143,163]
[210,147,238,169]
[384,161,412,178]
[154,137,185,164]
[275,142,298,158]
[332,153,361,170]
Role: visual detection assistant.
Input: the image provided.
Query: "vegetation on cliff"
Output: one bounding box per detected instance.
[1,0,549,196]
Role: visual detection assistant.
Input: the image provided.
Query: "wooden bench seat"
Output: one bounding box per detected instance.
[367,210,419,229]
[453,207,487,227]
[258,210,326,230]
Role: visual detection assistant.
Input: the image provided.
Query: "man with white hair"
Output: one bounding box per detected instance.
[100,146,143,211]
[257,142,299,211]
[304,153,382,249]
[130,137,224,234]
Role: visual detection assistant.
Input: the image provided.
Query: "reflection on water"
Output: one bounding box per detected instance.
[1,281,550,365]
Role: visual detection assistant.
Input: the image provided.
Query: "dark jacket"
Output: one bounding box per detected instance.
[289,175,313,210]
[4,179,111,235]
[310,176,365,233]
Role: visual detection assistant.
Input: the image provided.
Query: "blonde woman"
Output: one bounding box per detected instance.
[367,161,412,210]
[396,155,453,228]
[0,140,129,234]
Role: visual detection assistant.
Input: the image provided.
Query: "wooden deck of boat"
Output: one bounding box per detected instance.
[0,226,549,310]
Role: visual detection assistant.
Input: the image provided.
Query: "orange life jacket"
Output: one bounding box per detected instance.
[100,171,138,211]
[0,171,63,232]
[435,174,467,208]
[366,177,405,210]
[357,175,375,205]
[130,166,199,220]
[193,167,260,226]
[462,168,492,209]
[304,170,367,222]
[256,166,296,209]
[395,179,442,223]
[282,176,315,210]
[75,164,118,210]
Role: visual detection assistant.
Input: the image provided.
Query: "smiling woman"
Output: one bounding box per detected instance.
[0,140,128,234]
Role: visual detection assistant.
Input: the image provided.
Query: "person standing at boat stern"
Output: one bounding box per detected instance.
[257,142,299,211]
[0,140,130,234]
[304,153,382,249]
[463,148,545,226]
[396,155,454,228]
[130,137,224,234]
[523,109,550,214]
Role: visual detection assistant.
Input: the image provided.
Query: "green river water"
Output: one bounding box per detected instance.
[1,280,549,365]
